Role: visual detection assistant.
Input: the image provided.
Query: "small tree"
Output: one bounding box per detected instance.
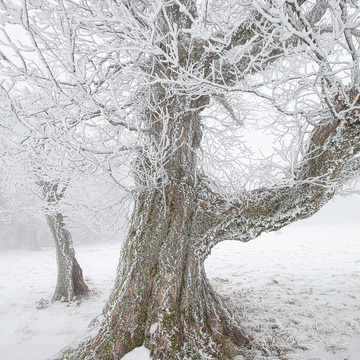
[1,0,360,358]
[0,77,90,301]
[0,82,126,300]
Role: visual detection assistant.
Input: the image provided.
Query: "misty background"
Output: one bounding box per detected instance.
[1,191,359,251]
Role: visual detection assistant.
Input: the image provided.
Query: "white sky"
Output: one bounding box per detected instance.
[301,193,360,225]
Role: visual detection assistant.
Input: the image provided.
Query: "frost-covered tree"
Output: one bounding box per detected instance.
[1,0,360,358]
[0,78,126,300]
[42,180,90,301]
[0,51,94,300]
[0,105,89,301]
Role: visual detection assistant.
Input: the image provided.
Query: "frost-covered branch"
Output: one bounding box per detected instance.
[194,88,360,251]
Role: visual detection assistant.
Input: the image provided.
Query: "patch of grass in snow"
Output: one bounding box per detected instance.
[217,283,358,360]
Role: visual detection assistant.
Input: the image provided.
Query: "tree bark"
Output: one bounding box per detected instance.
[61,186,250,360]
[46,212,88,302]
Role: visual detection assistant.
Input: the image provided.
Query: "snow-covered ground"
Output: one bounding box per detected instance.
[207,223,360,360]
[0,223,359,360]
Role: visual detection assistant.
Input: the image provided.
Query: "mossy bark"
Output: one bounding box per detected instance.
[62,187,249,360]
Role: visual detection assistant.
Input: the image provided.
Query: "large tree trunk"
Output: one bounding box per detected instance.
[46,213,88,302]
[62,186,249,359]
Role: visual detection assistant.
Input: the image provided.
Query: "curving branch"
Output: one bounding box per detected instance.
[193,89,360,253]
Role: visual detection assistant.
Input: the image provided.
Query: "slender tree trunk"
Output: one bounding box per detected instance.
[46,213,88,302]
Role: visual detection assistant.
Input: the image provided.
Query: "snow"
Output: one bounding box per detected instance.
[0,223,360,360]
[205,222,360,359]
[0,242,120,360]
[121,346,151,360]
[150,322,159,335]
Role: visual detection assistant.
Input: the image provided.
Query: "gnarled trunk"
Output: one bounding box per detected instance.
[46,213,88,302]
[62,186,249,359]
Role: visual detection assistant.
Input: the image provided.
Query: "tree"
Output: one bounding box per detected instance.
[0,140,89,303]
[42,180,89,301]
[1,0,360,358]
[0,73,91,301]
[0,79,126,300]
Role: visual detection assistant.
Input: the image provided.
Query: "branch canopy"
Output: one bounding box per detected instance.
[1,0,360,237]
